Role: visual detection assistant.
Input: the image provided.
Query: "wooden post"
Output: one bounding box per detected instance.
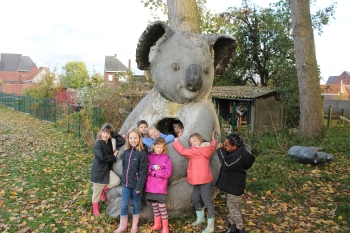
[341,108,345,117]
[327,105,332,128]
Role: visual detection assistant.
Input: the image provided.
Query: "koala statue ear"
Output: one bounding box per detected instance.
[136,21,174,71]
[203,34,238,76]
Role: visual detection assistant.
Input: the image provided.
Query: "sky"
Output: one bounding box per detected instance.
[1,0,348,84]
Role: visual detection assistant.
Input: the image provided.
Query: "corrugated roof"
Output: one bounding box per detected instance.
[211,86,277,99]
[105,55,129,72]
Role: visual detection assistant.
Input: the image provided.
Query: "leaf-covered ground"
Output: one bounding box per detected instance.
[0,105,349,232]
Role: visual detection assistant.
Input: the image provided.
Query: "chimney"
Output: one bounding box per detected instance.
[340,80,343,94]
[114,54,117,58]
[128,59,131,70]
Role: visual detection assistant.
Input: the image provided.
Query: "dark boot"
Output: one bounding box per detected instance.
[220,223,238,233]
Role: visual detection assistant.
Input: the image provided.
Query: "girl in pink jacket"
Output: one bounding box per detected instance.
[145,137,173,233]
[172,131,216,233]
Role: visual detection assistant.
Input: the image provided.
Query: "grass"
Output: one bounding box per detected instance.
[1,105,349,232]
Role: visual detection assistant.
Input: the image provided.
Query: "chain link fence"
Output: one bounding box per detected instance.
[0,91,101,140]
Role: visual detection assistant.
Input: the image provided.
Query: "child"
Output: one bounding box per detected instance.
[137,120,148,138]
[172,131,216,233]
[143,127,175,150]
[114,128,148,233]
[170,119,184,137]
[215,134,255,233]
[90,123,125,216]
[145,137,173,233]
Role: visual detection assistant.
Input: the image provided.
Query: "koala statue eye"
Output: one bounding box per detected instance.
[203,65,210,75]
[171,62,180,71]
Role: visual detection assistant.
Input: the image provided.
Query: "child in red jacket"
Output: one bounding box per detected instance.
[145,137,172,233]
[172,131,216,233]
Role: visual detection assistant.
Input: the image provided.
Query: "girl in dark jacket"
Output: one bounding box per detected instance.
[114,127,148,233]
[90,123,126,216]
[216,134,255,233]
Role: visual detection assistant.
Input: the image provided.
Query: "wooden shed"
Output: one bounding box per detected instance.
[211,86,285,134]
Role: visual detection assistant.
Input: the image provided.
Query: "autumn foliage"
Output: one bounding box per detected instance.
[0,105,349,232]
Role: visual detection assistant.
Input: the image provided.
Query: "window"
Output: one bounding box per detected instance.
[108,74,113,81]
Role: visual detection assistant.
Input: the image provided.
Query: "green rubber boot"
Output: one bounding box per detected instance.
[202,217,215,233]
[191,209,205,226]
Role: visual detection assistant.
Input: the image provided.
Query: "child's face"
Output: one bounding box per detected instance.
[128,132,140,147]
[149,129,160,139]
[173,124,183,133]
[154,144,165,155]
[101,130,111,141]
[224,139,237,153]
[189,136,201,147]
[138,123,147,135]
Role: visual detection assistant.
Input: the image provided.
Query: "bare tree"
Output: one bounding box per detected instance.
[289,0,324,139]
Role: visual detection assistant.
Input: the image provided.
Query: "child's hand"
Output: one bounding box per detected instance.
[113,150,119,156]
[174,137,179,142]
[122,134,127,139]
[217,143,223,149]
[153,164,160,170]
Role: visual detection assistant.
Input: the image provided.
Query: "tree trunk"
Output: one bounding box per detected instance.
[289,0,324,139]
[166,0,201,33]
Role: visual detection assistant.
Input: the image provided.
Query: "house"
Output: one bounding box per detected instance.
[211,86,285,134]
[104,54,130,85]
[321,71,350,100]
[0,53,45,95]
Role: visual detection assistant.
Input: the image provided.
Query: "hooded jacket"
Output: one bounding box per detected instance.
[144,152,172,194]
[215,147,255,196]
[172,139,216,185]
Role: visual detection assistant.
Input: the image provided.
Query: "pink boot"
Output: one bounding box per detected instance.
[161,218,169,233]
[100,186,108,202]
[151,216,162,230]
[130,214,140,233]
[114,215,128,233]
[92,202,100,216]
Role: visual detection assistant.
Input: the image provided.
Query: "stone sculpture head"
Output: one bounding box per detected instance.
[136,20,237,104]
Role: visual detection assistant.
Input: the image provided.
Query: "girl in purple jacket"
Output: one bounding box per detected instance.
[144,137,173,233]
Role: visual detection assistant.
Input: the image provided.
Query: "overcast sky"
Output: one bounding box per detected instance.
[1,0,348,84]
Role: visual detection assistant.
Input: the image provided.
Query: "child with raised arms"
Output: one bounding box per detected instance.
[172,131,216,233]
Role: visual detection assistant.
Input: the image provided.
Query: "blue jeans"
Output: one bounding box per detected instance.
[120,186,141,216]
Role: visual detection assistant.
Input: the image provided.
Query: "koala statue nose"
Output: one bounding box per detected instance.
[185,64,202,91]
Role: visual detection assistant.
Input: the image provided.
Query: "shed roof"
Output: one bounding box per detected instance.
[211,86,277,99]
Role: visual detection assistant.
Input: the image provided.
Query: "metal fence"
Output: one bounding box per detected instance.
[0,91,101,139]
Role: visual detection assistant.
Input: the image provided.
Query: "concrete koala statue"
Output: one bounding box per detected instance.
[108,20,237,219]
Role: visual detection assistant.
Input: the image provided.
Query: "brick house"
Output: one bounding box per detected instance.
[0,53,45,95]
[104,54,130,85]
[321,71,350,100]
